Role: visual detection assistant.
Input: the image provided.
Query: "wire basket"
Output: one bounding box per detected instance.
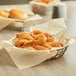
[51,46,68,60]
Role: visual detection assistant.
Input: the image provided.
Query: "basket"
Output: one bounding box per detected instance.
[51,46,68,60]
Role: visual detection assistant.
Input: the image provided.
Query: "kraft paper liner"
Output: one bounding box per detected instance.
[0,18,76,69]
[0,17,15,30]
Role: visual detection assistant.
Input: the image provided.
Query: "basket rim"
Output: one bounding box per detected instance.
[50,45,68,51]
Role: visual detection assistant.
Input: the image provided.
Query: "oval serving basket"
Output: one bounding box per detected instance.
[50,46,68,60]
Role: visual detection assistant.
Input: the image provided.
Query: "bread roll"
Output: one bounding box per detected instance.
[9,9,28,20]
[0,10,9,18]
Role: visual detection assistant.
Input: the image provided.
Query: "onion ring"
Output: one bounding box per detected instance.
[33,45,49,50]
[33,34,47,45]
[16,33,33,43]
[44,32,54,42]
[14,30,64,50]
[30,30,43,38]
[48,42,63,47]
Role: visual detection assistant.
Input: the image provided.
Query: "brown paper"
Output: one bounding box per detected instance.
[0,18,76,69]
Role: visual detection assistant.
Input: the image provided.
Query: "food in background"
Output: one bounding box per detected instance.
[9,9,29,20]
[0,9,32,20]
[36,0,53,4]
[14,30,64,50]
[0,10,9,18]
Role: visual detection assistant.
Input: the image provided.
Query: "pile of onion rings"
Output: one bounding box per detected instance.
[14,30,64,50]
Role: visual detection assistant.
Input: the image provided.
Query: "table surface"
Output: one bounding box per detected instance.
[0,1,76,76]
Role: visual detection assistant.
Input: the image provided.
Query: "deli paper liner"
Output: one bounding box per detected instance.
[0,17,15,30]
[0,18,76,69]
[8,14,43,28]
[30,0,61,15]
[0,6,35,30]
[30,0,60,7]
[0,8,42,29]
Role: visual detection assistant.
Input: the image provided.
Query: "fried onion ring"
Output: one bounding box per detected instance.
[30,30,43,38]
[48,42,63,47]
[14,30,64,50]
[42,42,52,49]
[44,32,54,42]
[33,34,47,45]
[16,33,33,43]
[33,45,49,50]
[15,39,27,47]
